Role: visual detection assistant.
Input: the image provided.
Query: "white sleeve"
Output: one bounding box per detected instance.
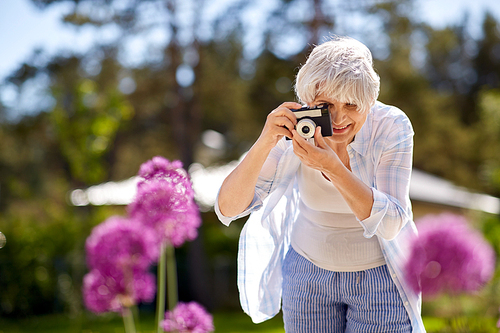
[214,138,290,226]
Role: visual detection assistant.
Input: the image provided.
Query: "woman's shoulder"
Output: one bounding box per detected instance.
[365,101,414,149]
[369,101,413,132]
[371,101,410,122]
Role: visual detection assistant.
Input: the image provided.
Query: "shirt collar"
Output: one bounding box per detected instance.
[347,108,372,156]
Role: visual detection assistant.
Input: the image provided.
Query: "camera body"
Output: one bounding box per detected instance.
[289,104,333,139]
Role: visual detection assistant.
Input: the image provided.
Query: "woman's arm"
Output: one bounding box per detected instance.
[291,118,413,240]
[218,102,301,217]
[362,133,413,239]
[218,140,274,217]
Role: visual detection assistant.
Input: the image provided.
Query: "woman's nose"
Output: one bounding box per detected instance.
[330,108,346,125]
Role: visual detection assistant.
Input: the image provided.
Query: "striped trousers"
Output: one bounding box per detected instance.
[282,247,411,333]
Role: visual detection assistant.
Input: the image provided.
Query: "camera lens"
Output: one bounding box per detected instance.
[296,119,316,139]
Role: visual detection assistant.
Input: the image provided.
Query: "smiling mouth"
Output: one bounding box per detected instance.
[333,124,350,130]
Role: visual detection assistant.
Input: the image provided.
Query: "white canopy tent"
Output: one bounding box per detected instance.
[70,161,500,215]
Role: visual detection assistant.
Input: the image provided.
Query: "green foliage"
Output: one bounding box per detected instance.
[0,214,79,316]
[482,215,500,257]
[0,197,126,317]
[197,39,258,161]
[50,78,134,184]
[0,311,286,333]
[44,54,135,185]
[476,88,500,194]
[423,316,499,333]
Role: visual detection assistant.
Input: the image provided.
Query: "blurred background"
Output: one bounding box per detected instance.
[1,0,500,332]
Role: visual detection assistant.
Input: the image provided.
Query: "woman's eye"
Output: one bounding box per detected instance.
[346,103,357,108]
[314,103,328,108]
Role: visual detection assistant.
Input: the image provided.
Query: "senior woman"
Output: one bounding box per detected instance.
[215,36,425,333]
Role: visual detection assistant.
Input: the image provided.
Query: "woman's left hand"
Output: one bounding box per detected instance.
[291,126,343,175]
[293,126,374,221]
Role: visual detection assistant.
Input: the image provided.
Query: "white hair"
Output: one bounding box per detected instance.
[295,36,380,113]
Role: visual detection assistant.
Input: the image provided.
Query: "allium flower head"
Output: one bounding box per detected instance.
[83,268,156,314]
[405,213,495,297]
[129,157,201,247]
[83,216,158,314]
[138,156,188,188]
[161,302,214,333]
[86,216,159,274]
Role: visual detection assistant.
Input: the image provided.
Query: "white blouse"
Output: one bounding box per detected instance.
[291,164,386,272]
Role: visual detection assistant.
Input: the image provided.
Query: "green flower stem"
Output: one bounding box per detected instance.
[156,242,178,333]
[122,306,137,333]
[165,244,178,311]
[156,243,167,333]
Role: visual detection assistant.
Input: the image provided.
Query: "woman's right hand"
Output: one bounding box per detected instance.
[217,102,302,217]
[257,102,302,149]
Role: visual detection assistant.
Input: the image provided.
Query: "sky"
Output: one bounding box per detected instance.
[0,0,499,83]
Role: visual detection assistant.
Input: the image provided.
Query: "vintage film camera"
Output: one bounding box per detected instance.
[288,104,333,139]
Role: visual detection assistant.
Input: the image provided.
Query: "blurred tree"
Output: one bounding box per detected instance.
[424,19,478,122]
[419,12,500,191]
[476,88,500,195]
[472,13,500,117]
[422,12,500,128]
[369,1,499,191]
[48,54,134,185]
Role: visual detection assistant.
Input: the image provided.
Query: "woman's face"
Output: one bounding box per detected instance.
[310,94,368,146]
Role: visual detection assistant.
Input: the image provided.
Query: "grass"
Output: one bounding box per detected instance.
[1,311,498,332]
[0,310,286,333]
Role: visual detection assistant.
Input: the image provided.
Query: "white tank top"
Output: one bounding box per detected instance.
[290,164,386,272]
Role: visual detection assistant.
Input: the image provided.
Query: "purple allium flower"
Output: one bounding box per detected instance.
[82,268,156,314]
[83,216,158,314]
[128,157,201,247]
[86,216,159,273]
[404,213,495,297]
[138,156,188,187]
[161,302,214,333]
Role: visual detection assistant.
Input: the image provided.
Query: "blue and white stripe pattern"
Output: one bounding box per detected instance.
[282,247,411,332]
[215,101,425,332]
